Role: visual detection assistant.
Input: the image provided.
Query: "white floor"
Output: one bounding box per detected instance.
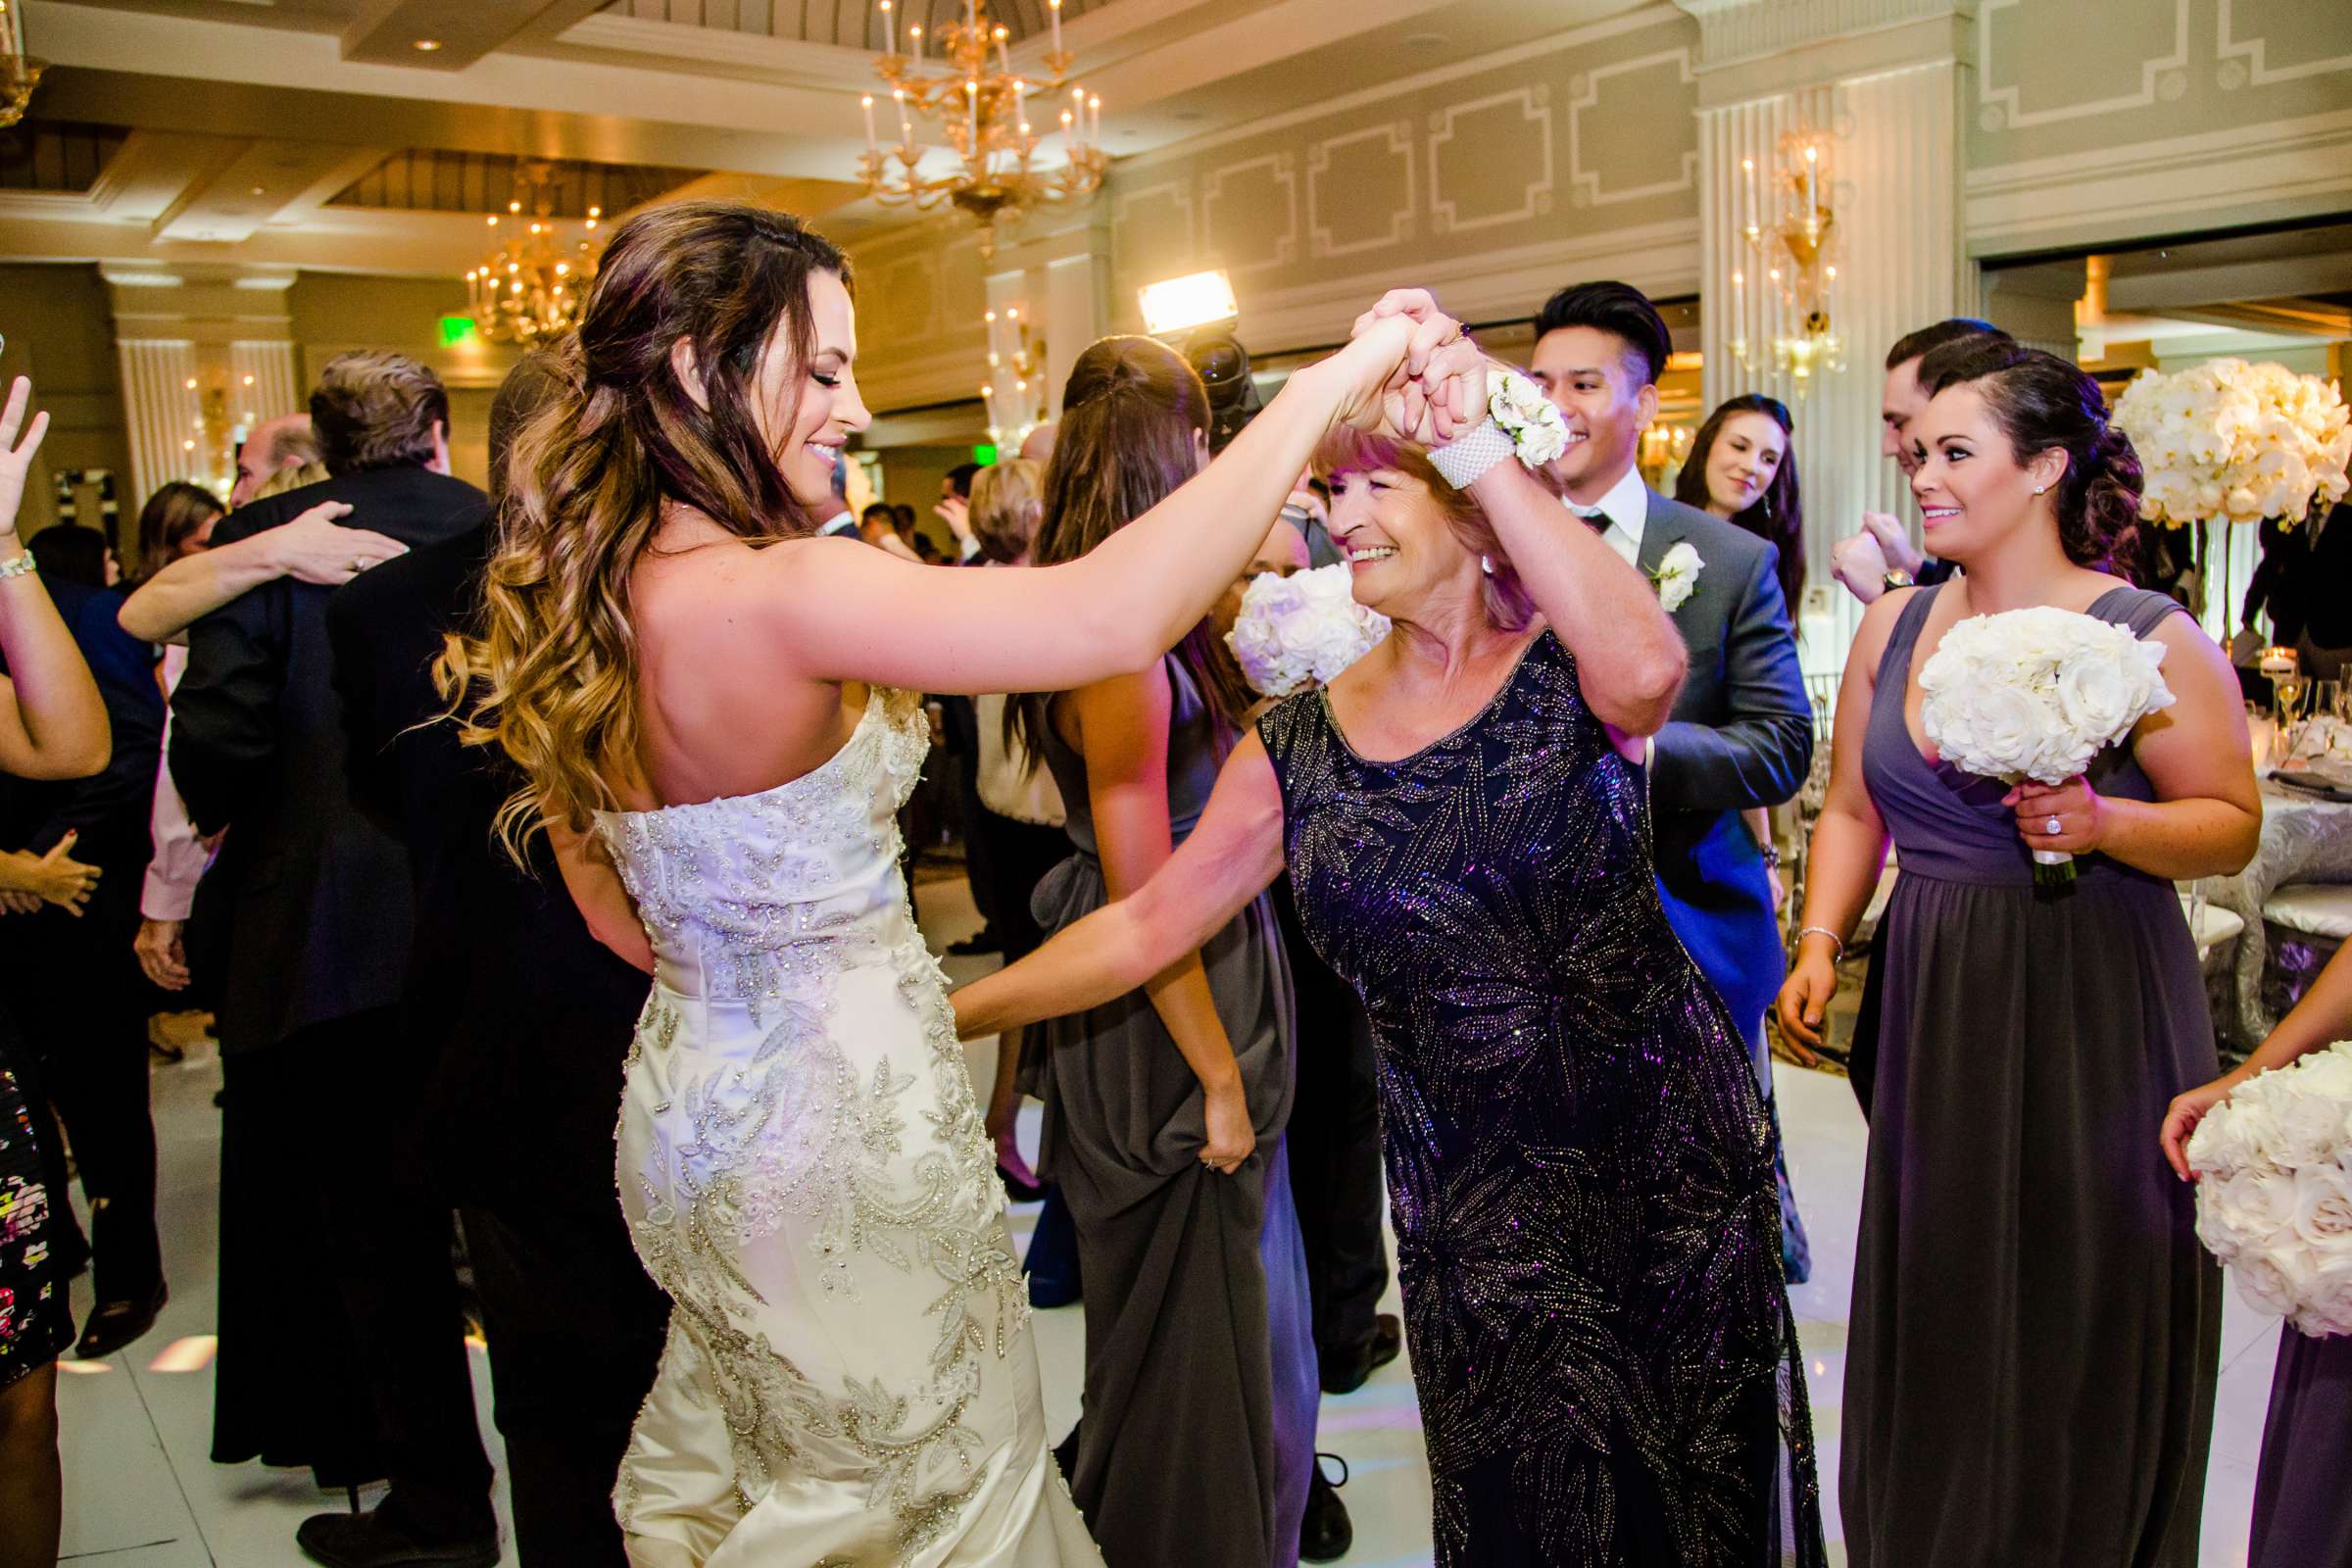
[54,874,2276,1566]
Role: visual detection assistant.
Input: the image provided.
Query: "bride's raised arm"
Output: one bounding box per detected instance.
[760,312,1483,699]
[953,730,1288,1041]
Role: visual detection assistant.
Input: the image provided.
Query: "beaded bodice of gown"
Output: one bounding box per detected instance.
[1258,631,1821,1565]
[593,686,1098,1568]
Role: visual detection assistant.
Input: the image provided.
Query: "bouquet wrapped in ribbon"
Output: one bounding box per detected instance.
[1225,562,1391,699]
[1917,605,2176,887]
[2187,1042,2352,1339]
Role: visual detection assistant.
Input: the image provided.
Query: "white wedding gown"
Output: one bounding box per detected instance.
[595,686,1102,1568]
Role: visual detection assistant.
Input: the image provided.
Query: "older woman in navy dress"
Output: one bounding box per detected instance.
[956,294,1824,1566]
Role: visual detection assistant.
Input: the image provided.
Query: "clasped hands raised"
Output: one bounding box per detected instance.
[1322,288,1498,449]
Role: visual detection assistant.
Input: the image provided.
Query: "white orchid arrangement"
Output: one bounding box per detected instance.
[1917,605,2176,885]
[1225,563,1393,698]
[2188,1042,2352,1339]
[2112,359,2351,530]
[1650,542,1703,612]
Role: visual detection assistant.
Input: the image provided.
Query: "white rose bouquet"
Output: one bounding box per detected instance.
[1225,563,1392,698]
[2187,1041,2352,1339]
[2113,359,2352,530]
[1917,605,2176,886]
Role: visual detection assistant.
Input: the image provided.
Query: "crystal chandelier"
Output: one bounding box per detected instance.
[0,0,48,130]
[1728,129,1844,394]
[981,302,1046,448]
[464,174,603,346]
[857,0,1106,260]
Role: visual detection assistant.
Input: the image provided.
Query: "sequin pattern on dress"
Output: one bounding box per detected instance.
[1258,631,1825,1567]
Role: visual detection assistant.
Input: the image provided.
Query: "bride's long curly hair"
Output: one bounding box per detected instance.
[440,200,850,854]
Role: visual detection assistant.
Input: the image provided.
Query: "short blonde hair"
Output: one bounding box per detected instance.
[1310,426,1543,631]
[970,456,1045,564]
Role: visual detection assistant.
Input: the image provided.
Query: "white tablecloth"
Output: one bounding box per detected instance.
[2196,778,2352,1047]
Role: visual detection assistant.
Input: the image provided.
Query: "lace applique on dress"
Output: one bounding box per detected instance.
[595,687,1075,1565]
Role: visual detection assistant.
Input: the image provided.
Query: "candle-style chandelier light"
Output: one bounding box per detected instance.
[981,303,1046,448]
[0,0,48,129]
[463,173,603,346]
[1728,128,1844,393]
[857,0,1107,260]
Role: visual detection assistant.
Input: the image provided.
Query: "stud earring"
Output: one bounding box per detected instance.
[2033,485,2048,495]
[1480,555,1495,576]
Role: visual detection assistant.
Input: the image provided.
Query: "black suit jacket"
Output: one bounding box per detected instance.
[170,466,489,1053]
[1638,490,1812,1043]
[2304,502,2352,650]
[324,523,649,1209]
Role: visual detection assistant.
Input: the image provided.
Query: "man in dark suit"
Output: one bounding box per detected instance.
[0,526,167,1356]
[326,353,666,1567]
[1529,282,1813,1266]
[172,351,499,1568]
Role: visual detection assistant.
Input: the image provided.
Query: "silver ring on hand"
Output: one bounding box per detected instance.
[2044,815,2062,836]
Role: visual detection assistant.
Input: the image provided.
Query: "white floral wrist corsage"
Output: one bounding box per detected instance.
[1428,369,1570,489]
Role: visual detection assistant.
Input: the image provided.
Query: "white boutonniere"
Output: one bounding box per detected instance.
[1650,542,1703,612]
[1489,369,1569,467]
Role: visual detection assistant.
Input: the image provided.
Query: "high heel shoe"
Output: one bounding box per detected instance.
[997,1160,1047,1203]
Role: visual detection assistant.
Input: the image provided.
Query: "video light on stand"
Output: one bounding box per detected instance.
[1139,270,1239,338]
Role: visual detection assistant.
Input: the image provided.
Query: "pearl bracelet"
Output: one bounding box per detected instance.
[0,546,35,582]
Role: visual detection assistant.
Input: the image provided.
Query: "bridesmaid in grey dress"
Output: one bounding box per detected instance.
[1011,334,1317,1568]
[2163,941,2352,1567]
[1781,341,2261,1567]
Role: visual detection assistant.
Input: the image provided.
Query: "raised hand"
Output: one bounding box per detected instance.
[0,376,53,539]
[1349,289,1490,446]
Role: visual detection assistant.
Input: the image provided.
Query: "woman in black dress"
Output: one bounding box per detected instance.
[1780,342,2260,1566]
[956,295,1824,1566]
[0,375,117,1568]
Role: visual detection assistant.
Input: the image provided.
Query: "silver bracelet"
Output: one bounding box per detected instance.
[1794,925,1845,960]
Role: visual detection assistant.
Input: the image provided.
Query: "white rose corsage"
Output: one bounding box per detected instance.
[1429,368,1570,489]
[1650,541,1703,612]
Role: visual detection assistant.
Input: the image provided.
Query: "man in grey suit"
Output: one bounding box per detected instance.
[1529,281,1814,1273]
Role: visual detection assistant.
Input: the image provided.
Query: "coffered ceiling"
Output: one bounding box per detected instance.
[0,0,1652,277]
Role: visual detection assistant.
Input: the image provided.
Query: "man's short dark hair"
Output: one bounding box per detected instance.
[860,502,896,524]
[945,462,981,499]
[311,351,450,475]
[1533,280,1672,386]
[1885,318,2010,372]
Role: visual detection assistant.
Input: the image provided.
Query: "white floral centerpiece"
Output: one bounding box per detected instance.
[1917,605,2176,886]
[1226,563,1391,698]
[2112,359,2351,530]
[2187,1042,2352,1339]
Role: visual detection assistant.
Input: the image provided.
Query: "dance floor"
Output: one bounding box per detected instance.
[56,874,2278,1566]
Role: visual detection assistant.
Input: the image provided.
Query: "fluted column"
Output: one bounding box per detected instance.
[1687,0,1975,662]
[115,339,204,516]
[228,340,304,437]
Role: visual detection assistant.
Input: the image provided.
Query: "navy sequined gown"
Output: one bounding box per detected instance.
[1257,630,1824,1567]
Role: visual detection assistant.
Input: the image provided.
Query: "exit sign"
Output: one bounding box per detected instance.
[438,315,480,347]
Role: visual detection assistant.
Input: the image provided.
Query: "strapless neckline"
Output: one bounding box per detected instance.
[605,686,887,822]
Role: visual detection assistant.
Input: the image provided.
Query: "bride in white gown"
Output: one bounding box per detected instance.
[444,201,1480,1567]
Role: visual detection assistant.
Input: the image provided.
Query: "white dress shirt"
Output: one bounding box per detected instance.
[1564,465,1650,566]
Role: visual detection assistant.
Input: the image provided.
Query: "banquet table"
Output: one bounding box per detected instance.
[2196,776,2352,1049]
